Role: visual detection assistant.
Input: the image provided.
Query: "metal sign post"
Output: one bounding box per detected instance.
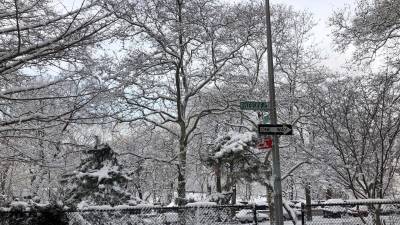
[264,0,284,224]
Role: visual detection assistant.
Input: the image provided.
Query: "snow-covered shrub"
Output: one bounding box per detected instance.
[0,200,67,225]
[0,194,10,207]
[61,144,135,207]
[205,131,268,199]
[207,192,232,205]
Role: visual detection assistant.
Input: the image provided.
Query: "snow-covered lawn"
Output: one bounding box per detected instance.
[305,215,399,225]
[238,215,400,225]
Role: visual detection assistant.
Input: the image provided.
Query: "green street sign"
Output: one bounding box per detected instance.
[240,101,269,111]
[263,115,270,124]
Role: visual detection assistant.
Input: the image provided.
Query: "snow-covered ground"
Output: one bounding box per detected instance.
[64,213,400,225]
[240,215,400,225]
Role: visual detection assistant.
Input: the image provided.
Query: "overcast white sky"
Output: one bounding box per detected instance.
[274,0,354,41]
[273,0,357,69]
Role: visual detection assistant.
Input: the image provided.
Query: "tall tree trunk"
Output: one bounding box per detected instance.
[305,182,312,221]
[245,182,252,201]
[152,171,157,203]
[138,189,143,200]
[230,163,236,204]
[177,144,187,206]
[288,176,294,200]
[374,207,382,225]
[135,161,144,200]
[326,187,332,200]
[216,160,222,193]
[207,177,212,195]
[0,164,9,195]
[167,182,173,204]
[232,185,236,205]
[175,0,187,207]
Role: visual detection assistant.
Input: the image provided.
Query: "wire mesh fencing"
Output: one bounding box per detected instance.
[2,200,400,225]
[0,204,270,225]
[67,206,244,225]
[301,199,400,225]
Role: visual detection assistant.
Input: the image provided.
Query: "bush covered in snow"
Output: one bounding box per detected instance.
[205,131,269,199]
[61,144,136,207]
[0,200,67,225]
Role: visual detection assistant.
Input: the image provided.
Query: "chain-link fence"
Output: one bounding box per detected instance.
[0,204,271,225]
[67,205,254,225]
[1,200,400,225]
[301,199,400,225]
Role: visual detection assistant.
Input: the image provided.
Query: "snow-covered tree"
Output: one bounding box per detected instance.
[0,0,114,139]
[310,72,400,224]
[312,73,400,199]
[330,0,400,66]
[0,0,116,199]
[111,125,177,204]
[101,0,261,205]
[205,131,269,202]
[272,5,325,217]
[61,144,134,207]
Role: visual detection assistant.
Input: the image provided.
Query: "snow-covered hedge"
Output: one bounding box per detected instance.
[0,201,68,225]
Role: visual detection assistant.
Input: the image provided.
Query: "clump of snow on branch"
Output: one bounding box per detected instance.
[77,165,118,183]
[212,131,258,159]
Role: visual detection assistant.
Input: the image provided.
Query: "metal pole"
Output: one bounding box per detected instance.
[253,204,258,225]
[301,203,306,225]
[264,0,284,225]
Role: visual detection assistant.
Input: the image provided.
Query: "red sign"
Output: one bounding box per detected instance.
[257,137,272,149]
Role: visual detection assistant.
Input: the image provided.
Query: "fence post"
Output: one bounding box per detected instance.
[301,203,305,225]
[253,204,258,225]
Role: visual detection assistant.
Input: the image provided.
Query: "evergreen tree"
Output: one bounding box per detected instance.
[205,131,268,203]
[61,144,133,207]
